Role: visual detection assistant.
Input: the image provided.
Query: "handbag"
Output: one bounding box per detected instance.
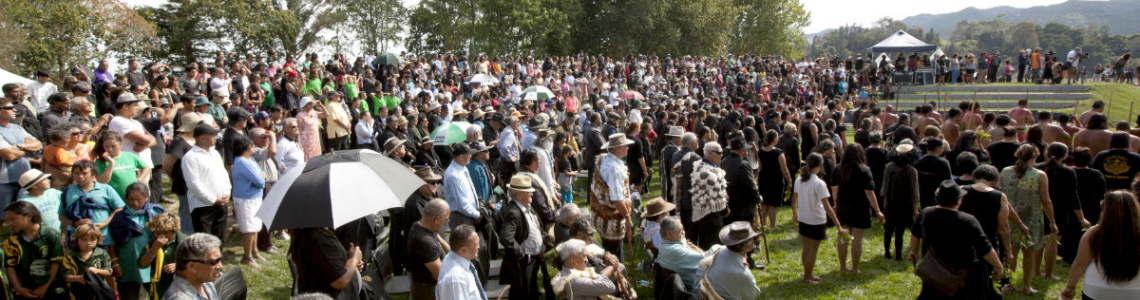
[914,247,969,296]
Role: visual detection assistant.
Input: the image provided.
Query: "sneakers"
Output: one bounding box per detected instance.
[276,231,291,241]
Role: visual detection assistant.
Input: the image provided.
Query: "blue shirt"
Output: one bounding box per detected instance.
[443,162,480,219]
[520,130,537,151]
[231,157,266,199]
[59,183,125,245]
[657,240,710,291]
[498,127,519,161]
[467,160,491,201]
[696,247,761,300]
[0,122,31,183]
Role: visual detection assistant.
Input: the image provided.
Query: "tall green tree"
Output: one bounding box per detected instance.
[0,0,106,76]
[337,0,406,53]
[274,0,343,55]
[728,0,811,57]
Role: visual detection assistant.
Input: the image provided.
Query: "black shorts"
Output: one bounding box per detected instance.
[798,222,827,241]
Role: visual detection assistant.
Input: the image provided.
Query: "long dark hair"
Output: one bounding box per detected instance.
[952,130,979,153]
[1090,191,1140,283]
[838,143,866,181]
[799,153,824,182]
[1013,144,1038,178]
[1042,142,1069,173]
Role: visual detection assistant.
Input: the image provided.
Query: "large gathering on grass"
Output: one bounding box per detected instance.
[0,0,1139,300]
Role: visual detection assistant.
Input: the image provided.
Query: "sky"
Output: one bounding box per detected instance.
[122,0,1078,52]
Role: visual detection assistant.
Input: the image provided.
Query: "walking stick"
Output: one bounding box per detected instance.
[497,285,510,300]
[752,205,771,265]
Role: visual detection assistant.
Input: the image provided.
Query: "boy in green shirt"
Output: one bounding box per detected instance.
[4,201,65,299]
[61,224,113,299]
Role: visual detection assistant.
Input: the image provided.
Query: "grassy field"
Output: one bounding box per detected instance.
[190,163,1081,300]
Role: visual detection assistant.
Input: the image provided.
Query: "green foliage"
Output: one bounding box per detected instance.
[0,0,106,76]
[405,0,809,58]
[336,0,406,53]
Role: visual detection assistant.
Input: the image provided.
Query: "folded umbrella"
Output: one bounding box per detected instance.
[258,149,425,230]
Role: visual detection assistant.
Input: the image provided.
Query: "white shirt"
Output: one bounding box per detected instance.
[355,120,374,145]
[26,81,56,114]
[276,137,304,174]
[517,201,543,255]
[1067,50,1080,68]
[181,145,232,210]
[109,116,154,167]
[794,174,830,225]
[435,252,485,300]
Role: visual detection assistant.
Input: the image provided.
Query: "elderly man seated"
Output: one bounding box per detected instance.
[655,216,713,293]
[163,233,223,300]
[694,221,763,300]
[553,239,620,300]
[553,204,581,245]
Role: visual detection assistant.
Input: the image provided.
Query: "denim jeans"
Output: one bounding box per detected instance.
[0,182,26,220]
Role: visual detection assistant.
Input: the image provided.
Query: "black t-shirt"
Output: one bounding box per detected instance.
[1075,168,1106,224]
[830,165,875,213]
[138,116,165,163]
[986,141,1020,172]
[627,138,644,174]
[914,155,952,208]
[1037,163,1081,224]
[1091,149,1140,190]
[865,147,889,196]
[167,137,193,195]
[407,222,444,284]
[292,228,349,296]
[221,127,247,167]
[912,207,993,270]
[958,186,1003,249]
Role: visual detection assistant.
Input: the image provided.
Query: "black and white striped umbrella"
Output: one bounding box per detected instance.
[257,149,424,230]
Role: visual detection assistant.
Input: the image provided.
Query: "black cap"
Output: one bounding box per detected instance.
[71,82,91,93]
[491,112,505,122]
[192,124,220,137]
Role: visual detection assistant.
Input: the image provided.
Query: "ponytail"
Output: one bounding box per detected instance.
[1043,142,1069,173]
[799,153,824,182]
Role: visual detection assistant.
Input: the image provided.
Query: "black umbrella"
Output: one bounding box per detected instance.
[258,149,424,230]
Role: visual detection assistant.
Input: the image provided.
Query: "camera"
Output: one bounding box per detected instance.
[1081,53,1090,59]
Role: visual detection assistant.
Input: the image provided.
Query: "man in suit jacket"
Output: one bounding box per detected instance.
[721,137,763,268]
[499,174,545,300]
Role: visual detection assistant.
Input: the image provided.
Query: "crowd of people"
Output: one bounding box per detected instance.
[0,47,1135,300]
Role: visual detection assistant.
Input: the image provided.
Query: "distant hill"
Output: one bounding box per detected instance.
[899,0,1140,35]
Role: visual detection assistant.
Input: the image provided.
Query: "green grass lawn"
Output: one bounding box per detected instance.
[186,163,1081,300]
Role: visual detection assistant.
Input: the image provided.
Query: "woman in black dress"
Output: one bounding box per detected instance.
[830,143,885,274]
[625,122,648,193]
[882,139,921,260]
[1037,142,1091,280]
[864,131,889,210]
[758,129,793,228]
[1069,147,1105,264]
[909,180,1005,300]
[800,110,819,164]
[959,164,1013,296]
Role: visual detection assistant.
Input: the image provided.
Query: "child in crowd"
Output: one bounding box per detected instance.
[61,224,114,298]
[555,145,577,205]
[17,169,62,233]
[60,160,126,247]
[4,201,65,299]
[42,126,80,188]
[107,182,165,300]
[139,213,185,299]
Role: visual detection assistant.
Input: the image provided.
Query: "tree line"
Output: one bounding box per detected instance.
[0,0,811,78]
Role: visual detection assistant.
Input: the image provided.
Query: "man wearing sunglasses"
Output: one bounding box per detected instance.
[163,233,222,299]
[0,95,42,226]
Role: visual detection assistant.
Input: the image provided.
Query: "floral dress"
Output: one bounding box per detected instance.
[297,110,323,160]
[1000,167,1045,250]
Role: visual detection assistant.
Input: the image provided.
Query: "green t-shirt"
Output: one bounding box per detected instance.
[303,78,322,96]
[207,102,226,125]
[18,189,62,233]
[345,82,359,100]
[260,82,275,108]
[384,95,401,110]
[151,232,186,297]
[61,247,112,300]
[96,152,148,199]
[4,227,64,288]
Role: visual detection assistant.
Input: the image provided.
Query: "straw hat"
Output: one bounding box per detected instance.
[508,174,535,192]
[602,133,635,149]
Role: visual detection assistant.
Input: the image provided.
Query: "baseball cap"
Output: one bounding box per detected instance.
[117,93,141,104]
[210,89,230,98]
[253,111,270,122]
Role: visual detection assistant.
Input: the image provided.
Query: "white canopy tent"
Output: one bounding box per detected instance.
[869,30,938,54]
[0,68,32,86]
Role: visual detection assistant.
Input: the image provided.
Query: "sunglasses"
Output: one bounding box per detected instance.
[0,106,14,111]
[186,257,223,266]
